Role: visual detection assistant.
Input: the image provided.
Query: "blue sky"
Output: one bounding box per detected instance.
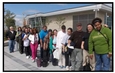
[4,4,91,15]
[4,3,112,26]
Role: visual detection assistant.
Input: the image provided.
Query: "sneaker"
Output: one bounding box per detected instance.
[59,66,63,69]
[26,56,29,59]
[48,61,51,63]
[62,66,66,68]
[31,57,32,60]
[66,66,69,70]
[32,59,35,63]
[69,66,72,71]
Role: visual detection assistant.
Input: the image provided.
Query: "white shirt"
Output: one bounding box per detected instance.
[56,30,66,48]
[10,31,13,34]
[53,35,57,49]
[61,34,70,45]
[28,34,39,44]
[53,35,57,44]
[23,34,29,47]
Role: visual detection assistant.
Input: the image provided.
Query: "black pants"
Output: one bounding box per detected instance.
[47,48,50,61]
[29,46,32,56]
[43,49,48,62]
[40,47,43,60]
[19,41,24,54]
[25,46,31,56]
[65,49,73,66]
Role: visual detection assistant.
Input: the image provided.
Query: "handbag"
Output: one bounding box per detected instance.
[36,58,41,67]
[83,56,93,71]
[53,49,59,59]
[62,46,67,55]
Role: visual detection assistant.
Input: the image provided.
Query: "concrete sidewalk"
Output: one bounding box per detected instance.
[4,45,66,71]
[4,41,113,71]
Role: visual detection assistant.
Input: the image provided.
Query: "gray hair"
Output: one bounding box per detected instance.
[10,26,13,29]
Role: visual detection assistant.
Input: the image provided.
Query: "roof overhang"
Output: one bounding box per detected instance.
[25,4,112,19]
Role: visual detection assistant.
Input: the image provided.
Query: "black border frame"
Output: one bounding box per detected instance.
[3,2,114,72]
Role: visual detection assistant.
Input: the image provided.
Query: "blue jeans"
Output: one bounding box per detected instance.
[9,40,15,53]
[95,53,110,71]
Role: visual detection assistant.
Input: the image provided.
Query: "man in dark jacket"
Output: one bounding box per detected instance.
[6,26,16,53]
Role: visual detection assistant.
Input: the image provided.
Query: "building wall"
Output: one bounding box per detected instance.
[97,11,105,24]
[46,14,73,31]
[47,10,95,31]
[27,10,110,31]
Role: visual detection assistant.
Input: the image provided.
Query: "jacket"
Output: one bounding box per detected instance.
[89,26,112,54]
[6,30,17,40]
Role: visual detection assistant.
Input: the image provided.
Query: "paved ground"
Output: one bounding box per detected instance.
[4,41,113,71]
[4,45,66,71]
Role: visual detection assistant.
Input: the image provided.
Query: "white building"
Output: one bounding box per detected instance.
[25,4,112,31]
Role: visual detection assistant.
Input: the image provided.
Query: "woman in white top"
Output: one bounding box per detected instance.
[22,28,31,59]
[28,28,39,62]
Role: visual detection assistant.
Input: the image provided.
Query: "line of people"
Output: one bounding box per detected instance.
[5,17,112,71]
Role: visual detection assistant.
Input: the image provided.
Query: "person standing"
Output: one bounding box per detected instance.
[61,28,73,70]
[15,27,22,51]
[39,26,48,61]
[89,18,112,71]
[81,23,95,71]
[29,28,33,59]
[29,28,39,62]
[52,29,58,50]
[23,28,31,59]
[48,29,53,62]
[41,29,53,67]
[56,25,66,68]
[17,27,25,54]
[68,23,85,71]
[52,29,58,66]
[6,26,17,53]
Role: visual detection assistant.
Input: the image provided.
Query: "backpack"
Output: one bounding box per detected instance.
[52,58,58,66]
[42,61,48,67]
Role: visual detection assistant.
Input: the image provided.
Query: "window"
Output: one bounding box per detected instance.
[104,15,112,30]
[73,14,95,31]
[28,17,44,32]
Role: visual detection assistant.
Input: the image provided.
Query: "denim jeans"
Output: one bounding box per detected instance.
[9,40,15,53]
[95,53,110,71]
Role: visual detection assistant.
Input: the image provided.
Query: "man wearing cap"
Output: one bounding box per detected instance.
[68,23,85,71]
[56,25,66,68]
